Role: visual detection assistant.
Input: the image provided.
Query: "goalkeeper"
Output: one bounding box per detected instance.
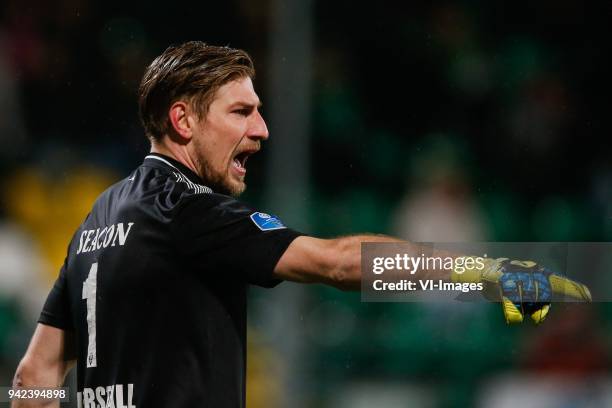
[12,41,591,408]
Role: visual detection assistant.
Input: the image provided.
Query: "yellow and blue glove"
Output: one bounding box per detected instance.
[453,258,591,324]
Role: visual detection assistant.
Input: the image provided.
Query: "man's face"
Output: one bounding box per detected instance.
[189,76,268,196]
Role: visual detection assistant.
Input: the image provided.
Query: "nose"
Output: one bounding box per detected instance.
[247,110,269,141]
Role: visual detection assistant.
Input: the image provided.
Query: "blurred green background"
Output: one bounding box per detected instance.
[0,1,610,407]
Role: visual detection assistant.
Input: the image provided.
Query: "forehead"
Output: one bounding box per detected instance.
[211,76,260,106]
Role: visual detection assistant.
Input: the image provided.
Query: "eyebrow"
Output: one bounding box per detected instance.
[229,101,262,109]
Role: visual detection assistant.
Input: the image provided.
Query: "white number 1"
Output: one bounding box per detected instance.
[82,262,98,368]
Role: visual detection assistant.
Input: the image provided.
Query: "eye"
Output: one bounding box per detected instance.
[232,108,251,116]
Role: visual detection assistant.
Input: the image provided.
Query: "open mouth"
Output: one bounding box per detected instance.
[232,149,257,172]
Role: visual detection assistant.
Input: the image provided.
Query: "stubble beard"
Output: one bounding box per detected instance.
[191,136,246,197]
[196,154,246,197]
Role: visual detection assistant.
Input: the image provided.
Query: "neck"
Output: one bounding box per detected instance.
[150,139,200,178]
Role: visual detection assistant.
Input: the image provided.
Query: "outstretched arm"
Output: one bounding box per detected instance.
[274,235,454,290]
[12,324,75,408]
[274,235,591,324]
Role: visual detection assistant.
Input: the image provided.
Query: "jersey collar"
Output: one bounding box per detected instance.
[143,153,211,190]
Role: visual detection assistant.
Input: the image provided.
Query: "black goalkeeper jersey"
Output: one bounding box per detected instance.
[38,153,302,408]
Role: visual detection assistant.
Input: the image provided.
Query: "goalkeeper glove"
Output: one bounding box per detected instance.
[453,258,591,324]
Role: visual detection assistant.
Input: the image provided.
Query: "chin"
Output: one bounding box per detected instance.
[228,185,245,197]
[200,166,246,196]
[219,179,246,197]
[227,175,247,196]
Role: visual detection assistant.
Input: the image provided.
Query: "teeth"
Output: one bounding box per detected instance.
[233,149,255,172]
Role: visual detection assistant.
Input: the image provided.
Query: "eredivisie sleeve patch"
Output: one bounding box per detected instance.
[249,212,286,231]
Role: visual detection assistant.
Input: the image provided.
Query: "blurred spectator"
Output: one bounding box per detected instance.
[521,305,609,375]
[392,134,490,242]
[477,305,611,408]
[0,221,47,322]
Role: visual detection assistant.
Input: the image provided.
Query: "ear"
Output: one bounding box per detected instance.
[168,101,196,140]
